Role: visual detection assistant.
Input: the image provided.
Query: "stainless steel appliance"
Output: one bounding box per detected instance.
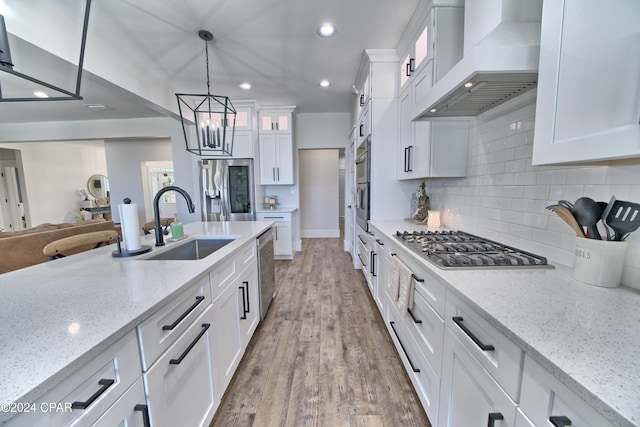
[200,158,255,221]
[355,138,370,230]
[394,230,552,269]
[257,228,276,320]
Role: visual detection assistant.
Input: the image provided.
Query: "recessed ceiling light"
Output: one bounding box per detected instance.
[317,22,336,38]
[464,82,474,88]
[33,91,49,98]
[320,80,330,88]
[84,103,112,110]
[430,108,437,113]
[239,82,251,90]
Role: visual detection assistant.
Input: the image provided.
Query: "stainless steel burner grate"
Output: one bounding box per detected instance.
[394,230,552,269]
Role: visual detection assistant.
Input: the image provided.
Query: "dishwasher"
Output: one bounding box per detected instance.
[257,227,276,320]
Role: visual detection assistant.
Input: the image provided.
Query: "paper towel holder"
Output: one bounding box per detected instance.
[112,197,152,257]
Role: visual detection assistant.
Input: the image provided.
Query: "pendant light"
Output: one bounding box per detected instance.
[176,30,236,157]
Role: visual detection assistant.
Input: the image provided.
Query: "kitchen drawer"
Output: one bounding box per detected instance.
[514,408,535,427]
[137,275,212,371]
[519,355,615,427]
[386,304,440,426]
[391,248,447,318]
[5,330,140,427]
[93,378,148,427]
[402,287,445,375]
[144,305,218,427]
[210,239,256,299]
[445,293,523,401]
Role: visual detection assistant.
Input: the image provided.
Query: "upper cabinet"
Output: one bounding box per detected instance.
[258,107,295,185]
[532,0,640,165]
[230,101,257,159]
[397,4,469,180]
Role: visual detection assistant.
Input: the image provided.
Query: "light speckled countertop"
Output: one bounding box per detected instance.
[0,221,272,423]
[370,220,640,427]
[256,206,298,213]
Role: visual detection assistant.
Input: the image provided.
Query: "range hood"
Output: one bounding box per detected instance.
[414,0,542,119]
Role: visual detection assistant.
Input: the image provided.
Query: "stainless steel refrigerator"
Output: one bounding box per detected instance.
[200,158,255,221]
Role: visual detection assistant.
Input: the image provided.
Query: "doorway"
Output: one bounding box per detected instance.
[142,161,175,222]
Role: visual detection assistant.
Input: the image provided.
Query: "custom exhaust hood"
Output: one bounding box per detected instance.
[413,0,542,119]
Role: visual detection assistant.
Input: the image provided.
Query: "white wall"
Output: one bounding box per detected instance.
[105,139,173,227]
[426,101,640,289]
[299,149,340,238]
[0,141,107,226]
[296,113,351,149]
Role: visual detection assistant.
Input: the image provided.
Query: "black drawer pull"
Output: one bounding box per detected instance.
[244,281,250,313]
[239,285,247,319]
[407,308,422,324]
[357,235,367,245]
[170,323,210,365]
[375,239,384,246]
[357,253,367,268]
[389,321,420,373]
[411,274,424,283]
[487,412,504,427]
[71,379,115,409]
[162,296,205,331]
[134,404,151,427]
[549,415,572,426]
[452,316,495,351]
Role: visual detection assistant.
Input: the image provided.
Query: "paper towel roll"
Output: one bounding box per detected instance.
[118,203,142,251]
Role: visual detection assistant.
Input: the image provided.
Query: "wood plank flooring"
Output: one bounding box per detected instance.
[210,237,431,427]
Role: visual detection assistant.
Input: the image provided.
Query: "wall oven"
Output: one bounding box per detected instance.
[355,138,371,230]
[355,138,370,184]
[356,183,370,231]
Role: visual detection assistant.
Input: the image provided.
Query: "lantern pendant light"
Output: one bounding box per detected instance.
[176,30,236,157]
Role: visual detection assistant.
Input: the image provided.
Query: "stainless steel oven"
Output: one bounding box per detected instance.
[355,138,370,184]
[356,183,369,231]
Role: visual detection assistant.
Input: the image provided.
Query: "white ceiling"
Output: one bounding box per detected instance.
[0,0,420,123]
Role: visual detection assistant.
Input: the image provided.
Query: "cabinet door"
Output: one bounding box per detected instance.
[211,281,244,393]
[275,134,294,184]
[238,264,260,348]
[532,0,640,164]
[398,87,413,179]
[274,222,292,257]
[231,130,253,158]
[260,112,291,133]
[93,378,148,427]
[259,134,278,184]
[145,306,218,427]
[520,355,615,427]
[438,331,517,427]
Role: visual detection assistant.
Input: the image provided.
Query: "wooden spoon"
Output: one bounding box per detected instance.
[548,205,586,237]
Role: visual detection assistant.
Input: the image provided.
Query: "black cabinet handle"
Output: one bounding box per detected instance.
[408,308,422,324]
[357,234,366,245]
[163,296,205,331]
[549,416,572,426]
[452,317,495,351]
[389,321,420,373]
[370,252,377,276]
[244,281,250,314]
[134,404,151,427]
[404,147,409,172]
[239,285,247,319]
[169,323,210,365]
[357,253,367,268]
[71,379,115,409]
[407,145,413,172]
[375,239,384,246]
[277,167,280,181]
[487,412,504,427]
[359,124,364,137]
[360,94,365,106]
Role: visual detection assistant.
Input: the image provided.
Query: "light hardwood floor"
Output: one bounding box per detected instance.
[210,237,431,427]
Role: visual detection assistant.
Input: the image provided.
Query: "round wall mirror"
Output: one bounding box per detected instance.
[87,174,109,200]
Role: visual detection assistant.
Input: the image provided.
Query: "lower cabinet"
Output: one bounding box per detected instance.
[144,305,218,427]
[438,330,517,427]
[519,355,615,427]
[256,212,293,259]
[93,378,148,427]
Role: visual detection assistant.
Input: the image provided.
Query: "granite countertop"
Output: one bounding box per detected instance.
[0,221,273,422]
[370,220,640,427]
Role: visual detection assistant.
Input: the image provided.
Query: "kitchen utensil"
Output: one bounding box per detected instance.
[596,201,612,240]
[604,199,640,241]
[558,199,574,210]
[573,197,603,240]
[546,204,586,237]
[600,196,616,240]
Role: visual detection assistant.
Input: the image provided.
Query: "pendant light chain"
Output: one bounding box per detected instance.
[204,38,211,96]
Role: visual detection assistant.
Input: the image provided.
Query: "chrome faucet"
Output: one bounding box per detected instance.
[153,186,196,246]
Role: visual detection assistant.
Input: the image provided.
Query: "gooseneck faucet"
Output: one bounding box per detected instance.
[153,186,196,246]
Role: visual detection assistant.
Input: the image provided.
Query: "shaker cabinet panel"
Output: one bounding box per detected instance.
[259,134,293,185]
[92,378,148,427]
[532,0,640,164]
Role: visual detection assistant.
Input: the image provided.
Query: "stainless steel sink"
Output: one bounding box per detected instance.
[145,238,235,261]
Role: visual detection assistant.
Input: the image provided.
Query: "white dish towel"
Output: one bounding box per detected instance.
[389,255,401,301]
[395,256,414,314]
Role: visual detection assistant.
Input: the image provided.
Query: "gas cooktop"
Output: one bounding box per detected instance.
[394,230,552,270]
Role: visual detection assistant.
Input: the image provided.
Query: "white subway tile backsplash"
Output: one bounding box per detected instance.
[427,102,639,289]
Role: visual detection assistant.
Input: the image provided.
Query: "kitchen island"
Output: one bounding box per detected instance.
[369,220,640,427]
[0,221,273,426]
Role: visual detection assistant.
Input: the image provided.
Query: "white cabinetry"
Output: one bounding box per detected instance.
[5,330,142,427]
[93,378,148,427]
[229,102,257,158]
[519,355,615,427]
[532,0,640,165]
[256,211,294,259]
[259,108,294,184]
